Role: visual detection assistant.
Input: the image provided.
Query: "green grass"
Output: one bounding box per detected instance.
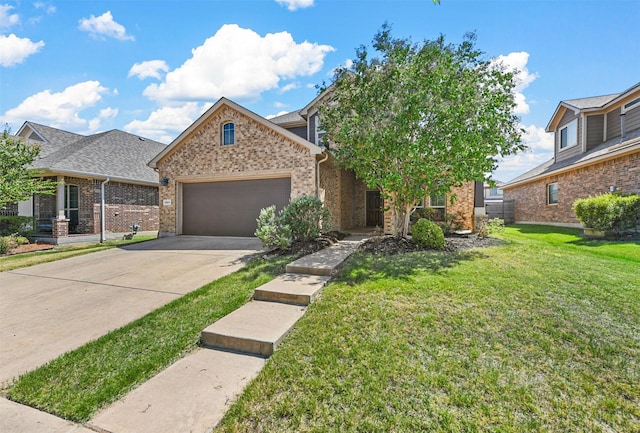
[216,225,640,432]
[5,256,289,422]
[0,235,156,272]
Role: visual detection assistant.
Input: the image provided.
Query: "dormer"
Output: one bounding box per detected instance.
[546,83,640,163]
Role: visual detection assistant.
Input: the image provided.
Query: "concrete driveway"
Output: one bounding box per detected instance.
[0,236,263,384]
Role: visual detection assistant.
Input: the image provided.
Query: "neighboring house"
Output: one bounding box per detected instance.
[12,122,166,243]
[149,95,484,238]
[502,82,640,227]
[484,181,505,203]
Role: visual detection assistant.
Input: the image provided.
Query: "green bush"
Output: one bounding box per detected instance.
[411,218,445,249]
[0,234,29,254]
[573,193,640,235]
[254,206,292,249]
[280,195,331,242]
[0,216,34,237]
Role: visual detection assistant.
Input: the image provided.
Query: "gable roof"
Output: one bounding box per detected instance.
[17,121,166,185]
[149,97,322,168]
[269,110,305,127]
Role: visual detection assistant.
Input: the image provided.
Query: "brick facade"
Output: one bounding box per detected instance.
[156,105,317,235]
[382,181,477,234]
[33,177,159,235]
[319,155,367,230]
[504,152,640,226]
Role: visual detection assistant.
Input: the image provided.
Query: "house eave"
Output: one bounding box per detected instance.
[503,138,640,190]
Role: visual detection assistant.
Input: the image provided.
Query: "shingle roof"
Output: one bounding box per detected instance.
[562,93,620,110]
[24,122,166,184]
[269,110,305,126]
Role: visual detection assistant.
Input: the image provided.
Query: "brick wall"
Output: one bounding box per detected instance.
[156,105,317,235]
[382,181,477,234]
[504,152,640,225]
[92,181,159,233]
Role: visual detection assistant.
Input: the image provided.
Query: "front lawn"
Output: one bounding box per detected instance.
[216,225,639,432]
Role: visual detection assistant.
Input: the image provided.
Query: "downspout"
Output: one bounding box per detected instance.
[100,177,110,243]
[316,149,329,199]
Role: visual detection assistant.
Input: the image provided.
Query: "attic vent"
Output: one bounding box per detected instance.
[138,137,145,141]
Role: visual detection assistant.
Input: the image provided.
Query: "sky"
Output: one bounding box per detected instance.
[1,0,638,182]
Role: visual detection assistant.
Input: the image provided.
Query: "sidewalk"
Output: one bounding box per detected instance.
[3,236,364,433]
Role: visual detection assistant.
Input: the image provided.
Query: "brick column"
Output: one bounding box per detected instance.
[52,218,69,239]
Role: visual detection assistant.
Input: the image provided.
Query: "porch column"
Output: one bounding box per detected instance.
[56,176,65,220]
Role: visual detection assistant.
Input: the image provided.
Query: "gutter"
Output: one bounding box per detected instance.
[316,150,329,199]
[100,177,110,243]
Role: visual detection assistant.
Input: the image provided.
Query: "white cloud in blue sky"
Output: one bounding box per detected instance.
[142,24,334,103]
[129,60,170,80]
[0,4,19,27]
[78,11,134,41]
[275,0,314,11]
[0,34,44,67]
[2,81,110,130]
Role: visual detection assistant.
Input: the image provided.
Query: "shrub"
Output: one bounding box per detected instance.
[0,216,34,237]
[411,218,445,249]
[280,195,331,242]
[573,193,640,235]
[0,234,29,254]
[254,206,292,249]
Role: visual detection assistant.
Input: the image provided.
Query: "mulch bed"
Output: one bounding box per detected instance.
[269,231,503,258]
[358,233,504,255]
[2,242,55,256]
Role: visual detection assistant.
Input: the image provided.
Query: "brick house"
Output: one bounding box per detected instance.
[502,82,640,227]
[149,96,483,237]
[13,122,166,243]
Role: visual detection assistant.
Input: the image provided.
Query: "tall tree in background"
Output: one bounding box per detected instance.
[0,130,57,209]
[318,26,525,237]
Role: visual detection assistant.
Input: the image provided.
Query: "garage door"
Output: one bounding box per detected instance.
[182,178,291,236]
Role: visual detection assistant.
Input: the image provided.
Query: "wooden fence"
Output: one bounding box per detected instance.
[486,199,515,224]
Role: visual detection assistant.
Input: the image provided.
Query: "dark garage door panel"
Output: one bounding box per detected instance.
[182,178,291,236]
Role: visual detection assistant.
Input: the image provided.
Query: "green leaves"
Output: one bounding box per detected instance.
[319,27,524,237]
[0,132,57,208]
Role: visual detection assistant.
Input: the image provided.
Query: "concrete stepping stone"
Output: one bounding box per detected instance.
[285,240,361,275]
[201,301,306,357]
[253,273,330,305]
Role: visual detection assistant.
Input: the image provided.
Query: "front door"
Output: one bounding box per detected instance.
[366,190,383,227]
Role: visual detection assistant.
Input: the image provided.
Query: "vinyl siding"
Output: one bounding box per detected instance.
[285,125,308,140]
[625,105,640,133]
[555,110,582,163]
[586,114,604,151]
[607,107,622,141]
[308,113,317,145]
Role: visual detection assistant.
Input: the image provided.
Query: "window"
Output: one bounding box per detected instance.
[547,183,558,205]
[623,97,640,111]
[428,192,446,221]
[222,122,235,146]
[559,120,577,149]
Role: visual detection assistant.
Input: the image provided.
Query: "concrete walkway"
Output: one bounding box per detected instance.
[86,237,363,433]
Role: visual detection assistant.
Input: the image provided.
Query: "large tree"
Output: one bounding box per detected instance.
[318,26,525,237]
[0,131,57,209]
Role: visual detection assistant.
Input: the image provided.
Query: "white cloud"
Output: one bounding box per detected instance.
[88,106,119,131]
[2,81,110,129]
[143,24,334,102]
[78,11,134,41]
[129,60,169,80]
[265,110,290,120]
[275,0,314,11]
[0,4,19,27]
[0,33,44,66]
[273,101,288,108]
[33,2,56,14]
[494,124,553,182]
[280,82,299,93]
[492,51,539,115]
[124,102,209,143]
